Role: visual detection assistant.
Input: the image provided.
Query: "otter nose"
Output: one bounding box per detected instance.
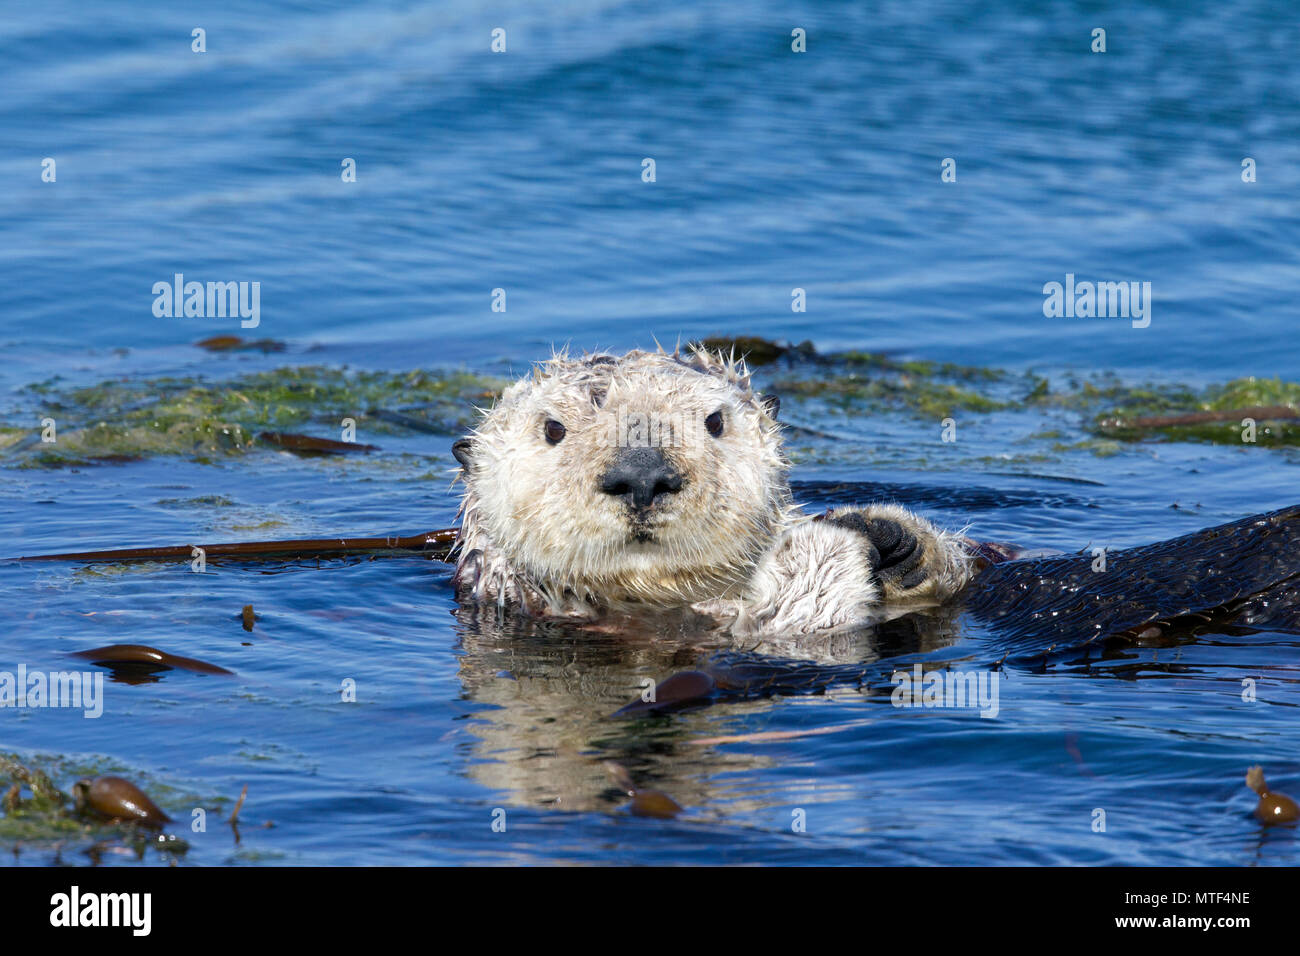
[600,447,683,510]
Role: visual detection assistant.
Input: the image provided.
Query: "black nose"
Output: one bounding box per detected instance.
[600,447,683,510]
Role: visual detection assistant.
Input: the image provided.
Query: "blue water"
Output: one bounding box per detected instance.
[1,0,1298,865]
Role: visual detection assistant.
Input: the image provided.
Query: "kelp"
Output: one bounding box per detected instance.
[0,753,195,858]
[5,365,505,466]
[4,340,1300,470]
[1095,376,1300,445]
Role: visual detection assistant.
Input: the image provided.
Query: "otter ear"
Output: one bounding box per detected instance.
[760,393,780,419]
[452,438,473,469]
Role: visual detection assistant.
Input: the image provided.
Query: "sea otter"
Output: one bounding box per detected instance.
[450,346,974,638]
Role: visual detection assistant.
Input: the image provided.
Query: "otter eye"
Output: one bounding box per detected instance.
[544,419,566,444]
[704,410,724,437]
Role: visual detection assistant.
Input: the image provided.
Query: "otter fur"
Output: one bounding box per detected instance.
[451,347,974,638]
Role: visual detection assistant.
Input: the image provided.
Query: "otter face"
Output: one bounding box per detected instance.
[454,348,792,607]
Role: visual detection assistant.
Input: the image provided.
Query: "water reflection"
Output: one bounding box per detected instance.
[452,602,966,814]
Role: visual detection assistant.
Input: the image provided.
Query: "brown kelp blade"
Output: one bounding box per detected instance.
[256,431,380,454]
[1098,405,1300,430]
[69,644,235,676]
[11,529,458,564]
[965,504,1300,654]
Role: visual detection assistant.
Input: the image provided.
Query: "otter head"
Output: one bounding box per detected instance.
[453,347,792,609]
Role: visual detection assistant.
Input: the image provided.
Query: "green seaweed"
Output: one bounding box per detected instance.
[0,756,221,862]
[1207,376,1300,410]
[835,350,1006,383]
[0,427,27,452]
[156,495,238,508]
[7,340,1300,470]
[5,365,505,465]
[0,753,199,857]
[772,373,1009,418]
[1051,438,1124,457]
[692,335,813,366]
[1094,376,1300,445]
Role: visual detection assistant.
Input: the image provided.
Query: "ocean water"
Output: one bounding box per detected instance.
[0,0,1298,865]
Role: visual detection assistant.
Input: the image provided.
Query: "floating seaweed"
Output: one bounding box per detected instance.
[194,335,286,353]
[73,776,171,828]
[69,644,235,679]
[257,431,380,454]
[1246,766,1299,825]
[603,762,684,819]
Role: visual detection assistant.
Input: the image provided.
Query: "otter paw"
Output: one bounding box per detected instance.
[816,503,974,602]
[819,512,928,590]
[453,545,537,611]
[732,521,883,638]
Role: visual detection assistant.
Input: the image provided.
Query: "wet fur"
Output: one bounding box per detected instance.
[452,346,973,638]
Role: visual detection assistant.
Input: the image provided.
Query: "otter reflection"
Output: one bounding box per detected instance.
[450,580,1294,814]
[452,602,963,814]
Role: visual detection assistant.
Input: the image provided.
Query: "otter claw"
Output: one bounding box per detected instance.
[452,548,483,590]
[824,513,928,589]
[867,518,927,586]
